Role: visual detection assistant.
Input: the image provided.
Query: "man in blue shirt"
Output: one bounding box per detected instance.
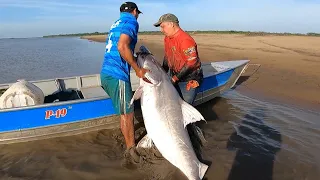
[100,2,148,167]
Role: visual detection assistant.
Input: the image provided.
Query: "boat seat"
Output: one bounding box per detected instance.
[80,86,109,99]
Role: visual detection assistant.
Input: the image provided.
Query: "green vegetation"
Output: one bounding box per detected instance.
[43,30,320,38]
[43,31,107,38]
[187,30,320,37]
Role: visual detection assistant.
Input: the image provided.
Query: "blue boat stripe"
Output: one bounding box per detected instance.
[200,69,234,92]
[0,99,116,132]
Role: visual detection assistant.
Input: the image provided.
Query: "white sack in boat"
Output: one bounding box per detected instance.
[0,79,44,109]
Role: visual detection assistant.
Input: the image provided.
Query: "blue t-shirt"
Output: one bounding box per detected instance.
[101,12,139,82]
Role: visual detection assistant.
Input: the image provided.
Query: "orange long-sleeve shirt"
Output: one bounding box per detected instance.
[164,29,202,82]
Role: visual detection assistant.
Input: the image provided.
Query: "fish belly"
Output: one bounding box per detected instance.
[141,88,203,180]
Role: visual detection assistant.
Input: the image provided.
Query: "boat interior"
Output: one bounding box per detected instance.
[0,74,109,104]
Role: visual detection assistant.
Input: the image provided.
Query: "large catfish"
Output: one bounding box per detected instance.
[130,46,209,180]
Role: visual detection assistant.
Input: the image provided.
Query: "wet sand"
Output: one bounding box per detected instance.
[82,34,320,110]
[0,91,319,180]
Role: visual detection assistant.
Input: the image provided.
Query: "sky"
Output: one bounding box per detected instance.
[0,0,320,38]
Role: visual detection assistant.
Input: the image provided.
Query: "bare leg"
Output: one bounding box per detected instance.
[120,112,135,149]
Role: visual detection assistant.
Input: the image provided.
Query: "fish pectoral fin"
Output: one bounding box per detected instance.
[181,100,206,128]
[130,85,143,106]
[137,134,156,149]
[199,162,209,179]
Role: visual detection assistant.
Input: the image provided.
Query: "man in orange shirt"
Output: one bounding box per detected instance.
[153,13,203,105]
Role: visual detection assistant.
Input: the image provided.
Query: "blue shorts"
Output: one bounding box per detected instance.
[100,73,134,115]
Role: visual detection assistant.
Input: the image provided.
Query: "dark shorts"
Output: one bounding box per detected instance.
[174,81,199,105]
[100,73,134,115]
[167,70,201,105]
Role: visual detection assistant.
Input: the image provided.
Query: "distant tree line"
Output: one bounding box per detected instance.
[43,31,107,38]
[43,30,320,37]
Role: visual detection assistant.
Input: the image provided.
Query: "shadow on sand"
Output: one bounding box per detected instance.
[226,108,282,180]
[234,76,251,86]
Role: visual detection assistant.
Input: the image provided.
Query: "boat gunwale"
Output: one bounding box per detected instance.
[204,59,249,77]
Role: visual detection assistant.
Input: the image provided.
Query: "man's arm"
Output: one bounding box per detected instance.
[162,37,170,73]
[117,34,147,78]
[162,56,169,73]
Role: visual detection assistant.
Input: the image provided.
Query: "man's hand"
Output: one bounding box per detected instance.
[136,67,149,78]
[186,80,199,91]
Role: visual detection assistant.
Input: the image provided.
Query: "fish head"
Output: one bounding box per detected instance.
[136,52,164,86]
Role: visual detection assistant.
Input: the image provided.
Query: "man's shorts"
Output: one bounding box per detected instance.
[100,73,134,115]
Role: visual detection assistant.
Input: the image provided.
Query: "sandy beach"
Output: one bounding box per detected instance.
[82,34,320,110]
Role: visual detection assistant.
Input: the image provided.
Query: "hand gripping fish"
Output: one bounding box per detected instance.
[130,46,209,180]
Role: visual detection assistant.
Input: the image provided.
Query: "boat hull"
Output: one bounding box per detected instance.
[194,61,248,106]
[0,60,249,144]
[0,98,119,144]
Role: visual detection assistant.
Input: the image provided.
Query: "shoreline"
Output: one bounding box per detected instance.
[48,30,320,38]
[81,34,320,111]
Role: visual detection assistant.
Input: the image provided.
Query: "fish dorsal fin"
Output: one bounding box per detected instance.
[129,85,143,107]
[181,100,206,128]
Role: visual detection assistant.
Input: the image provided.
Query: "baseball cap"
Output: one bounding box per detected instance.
[120,2,142,14]
[153,13,179,27]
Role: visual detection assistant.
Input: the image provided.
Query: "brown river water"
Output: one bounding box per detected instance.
[0,38,319,180]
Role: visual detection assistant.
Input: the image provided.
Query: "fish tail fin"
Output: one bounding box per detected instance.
[199,162,209,179]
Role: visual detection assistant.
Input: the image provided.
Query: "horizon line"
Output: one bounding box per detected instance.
[1,30,320,39]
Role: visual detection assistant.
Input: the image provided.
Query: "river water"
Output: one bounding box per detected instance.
[0,37,319,180]
[0,37,105,84]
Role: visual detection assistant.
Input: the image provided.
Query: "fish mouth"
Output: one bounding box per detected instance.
[142,77,152,84]
[143,72,161,85]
